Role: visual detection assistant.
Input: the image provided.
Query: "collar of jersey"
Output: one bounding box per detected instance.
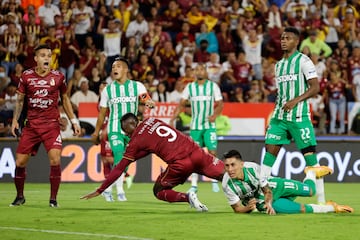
[114,79,130,85]
[285,50,300,61]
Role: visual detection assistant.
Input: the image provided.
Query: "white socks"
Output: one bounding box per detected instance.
[316,178,326,204]
[309,204,334,213]
[304,169,316,184]
[116,173,125,194]
[191,173,199,187]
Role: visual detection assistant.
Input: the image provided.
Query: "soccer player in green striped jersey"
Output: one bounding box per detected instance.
[222,150,353,214]
[92,57,155,201]
[260,27,333,205]
[170,64,224,193]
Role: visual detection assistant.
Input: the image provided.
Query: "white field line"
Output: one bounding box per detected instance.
[0,226,154,240]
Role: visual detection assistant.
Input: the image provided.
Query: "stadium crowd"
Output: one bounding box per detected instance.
[1,0,360,137]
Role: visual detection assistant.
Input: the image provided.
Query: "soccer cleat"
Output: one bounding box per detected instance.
[212,182,220,193]
[117,193,127,202]
[326,201,354,213]
[188,192,208,212]
[126,175,134,189]
[304,166,333,178]
[187,186,198,193]
[101,191,114,202]
[9,197,25,207]
[49,200,59,208]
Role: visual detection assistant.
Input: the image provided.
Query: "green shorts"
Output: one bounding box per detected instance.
[269,177,312,201]
[265,118,317,149]
[108,132,130,165]
[190,128,217,150]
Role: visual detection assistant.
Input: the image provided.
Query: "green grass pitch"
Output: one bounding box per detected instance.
[0,182,358,240]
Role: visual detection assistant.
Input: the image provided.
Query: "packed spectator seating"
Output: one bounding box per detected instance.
[1,0,360,136]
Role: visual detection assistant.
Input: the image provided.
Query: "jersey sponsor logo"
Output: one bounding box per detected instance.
[28,78,39,86]
[37,80,48,86]
[190,96,212,101]
[109,96,137,104]
[33,79,51,88]
[276,74,297,83]
[34,89,49,97]
[29,97,54,108]
[266,133,281,140]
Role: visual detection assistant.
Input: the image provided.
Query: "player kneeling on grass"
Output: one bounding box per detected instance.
[81,113,225,212]
[222,150,354,214]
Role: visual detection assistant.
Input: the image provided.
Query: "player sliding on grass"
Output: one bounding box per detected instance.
[222,150,354,214]
[81,113,225,212]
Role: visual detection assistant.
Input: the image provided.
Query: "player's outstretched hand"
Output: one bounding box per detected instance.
[246,198,257,211]
[265,202,276,215]
[80,191,100,200]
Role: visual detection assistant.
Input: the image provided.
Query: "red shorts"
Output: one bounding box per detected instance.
[155,148,224,189]
[16,125,62,155]
[100,139,113,157]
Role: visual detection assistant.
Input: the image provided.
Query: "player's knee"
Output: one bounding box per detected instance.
[301,145,316,155]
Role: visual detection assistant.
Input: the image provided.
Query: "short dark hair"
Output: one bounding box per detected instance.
[284,27,300,38]
[223,150,242,160]
[120,113,139,128]
[35,44,51,52]
[114,57,130,68]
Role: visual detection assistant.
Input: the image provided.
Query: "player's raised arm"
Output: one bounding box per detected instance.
[139,92,155,109]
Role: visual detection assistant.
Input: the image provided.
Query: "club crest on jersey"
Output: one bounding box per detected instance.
[50,78,55,86]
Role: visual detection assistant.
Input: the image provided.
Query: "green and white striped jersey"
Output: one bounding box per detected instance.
[99,80,147,133]
[222,162,267,212]
[272,51,318,122]
[181,80,223,130]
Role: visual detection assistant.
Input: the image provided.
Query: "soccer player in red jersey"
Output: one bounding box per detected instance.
[81,113,225,212]
[10,44,81,207]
